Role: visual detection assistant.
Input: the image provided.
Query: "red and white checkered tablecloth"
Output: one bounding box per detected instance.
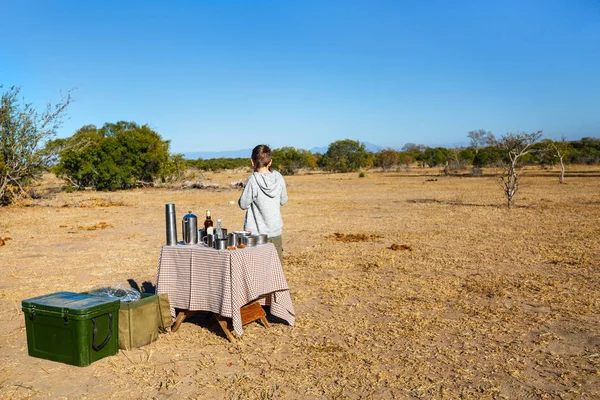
[156,243,295,335]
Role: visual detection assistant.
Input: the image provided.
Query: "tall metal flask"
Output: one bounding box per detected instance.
[182,211,198,245]
[165,203,178,245]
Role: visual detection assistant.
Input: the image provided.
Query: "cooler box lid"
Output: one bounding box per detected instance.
[22,291,120,318]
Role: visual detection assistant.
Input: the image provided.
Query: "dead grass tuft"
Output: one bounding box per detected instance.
[326,232,383,242]
[61,197,127,208]
[78,222,113,231]
[388,243,413,251]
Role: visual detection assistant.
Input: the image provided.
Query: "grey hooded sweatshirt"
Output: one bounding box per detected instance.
[238,171,288,237]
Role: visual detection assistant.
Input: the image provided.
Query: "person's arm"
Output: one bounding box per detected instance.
[238,176,255,210]
[280,175,288,206]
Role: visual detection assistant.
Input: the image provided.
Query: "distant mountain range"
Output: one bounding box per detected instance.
[183,142,384,160]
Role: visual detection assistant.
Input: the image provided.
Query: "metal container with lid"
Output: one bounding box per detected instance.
[182,211,198,245]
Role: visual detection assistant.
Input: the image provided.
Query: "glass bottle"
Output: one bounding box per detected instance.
[215,219,223,239]
[204,209,214,235]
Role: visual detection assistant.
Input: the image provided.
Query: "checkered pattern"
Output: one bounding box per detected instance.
[156,243,295,335]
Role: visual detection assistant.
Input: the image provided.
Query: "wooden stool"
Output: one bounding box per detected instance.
[171,302,269,342]
[215,301,270,342]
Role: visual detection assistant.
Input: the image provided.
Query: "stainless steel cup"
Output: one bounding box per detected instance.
[203,234,215,247]
[227,233,237,249]
[214,238,228,250]
[236,231,251,246]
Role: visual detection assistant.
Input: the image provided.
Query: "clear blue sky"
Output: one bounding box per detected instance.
[2,0,599,153]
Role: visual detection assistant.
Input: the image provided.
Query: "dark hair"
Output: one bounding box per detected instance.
[251,144,272,168]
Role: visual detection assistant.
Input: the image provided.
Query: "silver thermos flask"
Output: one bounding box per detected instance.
[182,211,198,245]
[165,203,178,245]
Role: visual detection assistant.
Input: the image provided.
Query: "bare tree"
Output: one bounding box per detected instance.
[0,85,73,205]
[492,131,543,208]
[548,136,569,184]
[467,129,494,155]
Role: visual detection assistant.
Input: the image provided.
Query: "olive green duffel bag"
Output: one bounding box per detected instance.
[118,293,172,350]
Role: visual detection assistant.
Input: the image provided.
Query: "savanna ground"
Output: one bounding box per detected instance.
[0,166,599,399]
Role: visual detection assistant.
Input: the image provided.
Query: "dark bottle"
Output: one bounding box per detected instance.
[204,209,214,235]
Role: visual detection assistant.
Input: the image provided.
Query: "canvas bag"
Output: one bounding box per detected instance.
[118,293,172,350]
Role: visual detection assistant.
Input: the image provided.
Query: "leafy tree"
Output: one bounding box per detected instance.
[0,85,73,205]
[473,145,504,167]
[569,137,600,164]
[374,148,400,171]
[55,121,180,190]
[444,148,474,174]
[398,152,414,169]
[421,147,450,167]
[318,139,370,172]
[271,147,315,175]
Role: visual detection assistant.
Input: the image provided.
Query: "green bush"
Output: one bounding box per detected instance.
[54,121,181,190]
[317,139,370,172]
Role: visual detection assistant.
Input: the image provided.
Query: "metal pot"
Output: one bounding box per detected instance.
[182,211,198,245]
[243,235,258,247]
[256,234,268,244]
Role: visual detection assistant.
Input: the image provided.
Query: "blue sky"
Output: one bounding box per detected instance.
[2,0,599,153]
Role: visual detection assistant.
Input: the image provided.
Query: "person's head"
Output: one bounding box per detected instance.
[251,144,272,170]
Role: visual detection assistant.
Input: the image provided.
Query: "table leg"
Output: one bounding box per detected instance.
[215,315,237,342]
[171,310,201,333]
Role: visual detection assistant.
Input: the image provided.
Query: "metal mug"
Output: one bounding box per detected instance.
[236,231,251,247]
[227,233,237,249]
[203,234,215,247]
[214,238,228,250]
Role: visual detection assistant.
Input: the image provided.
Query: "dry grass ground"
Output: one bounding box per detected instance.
[0,166,599,399]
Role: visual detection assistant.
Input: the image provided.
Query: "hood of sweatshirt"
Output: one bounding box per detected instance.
[252,171,282,198]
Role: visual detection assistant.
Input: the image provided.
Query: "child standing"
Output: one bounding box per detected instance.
[238,144,288,263]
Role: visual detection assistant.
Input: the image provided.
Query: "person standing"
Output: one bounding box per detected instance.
[238,144,288,263]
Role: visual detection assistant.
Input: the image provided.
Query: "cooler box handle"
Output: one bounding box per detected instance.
[91,313,113,352]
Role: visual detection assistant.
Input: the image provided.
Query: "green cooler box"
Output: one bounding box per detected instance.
[22,291,120,367]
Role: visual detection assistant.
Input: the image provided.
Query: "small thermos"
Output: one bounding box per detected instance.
[165,203,177,246]
[182,211,198,245]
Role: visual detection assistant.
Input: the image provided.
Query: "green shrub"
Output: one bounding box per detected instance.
[54,121,181,190]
